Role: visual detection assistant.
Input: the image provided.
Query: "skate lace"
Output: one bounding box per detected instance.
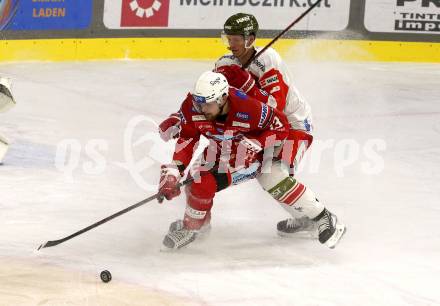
[317,211,333,234]
[169,229,195,246]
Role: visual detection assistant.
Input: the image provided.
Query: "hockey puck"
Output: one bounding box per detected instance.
[100,270,112,283]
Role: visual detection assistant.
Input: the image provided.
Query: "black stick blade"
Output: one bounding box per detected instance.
[37,240,62,250]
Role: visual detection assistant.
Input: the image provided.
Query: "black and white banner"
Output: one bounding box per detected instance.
[104,0,350,31]
[365,0,440,34]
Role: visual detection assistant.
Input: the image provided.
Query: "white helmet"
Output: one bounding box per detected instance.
[192,71,229,107]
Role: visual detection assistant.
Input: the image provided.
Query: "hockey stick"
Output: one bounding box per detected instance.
[37,177,195,250]
[243,0,323,69]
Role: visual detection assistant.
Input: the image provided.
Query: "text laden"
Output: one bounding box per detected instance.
[33,8,66,18]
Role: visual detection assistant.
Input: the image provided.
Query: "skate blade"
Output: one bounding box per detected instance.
[277,230,318,239]
[160,238,184,252]
[160,245,179,252]
[159,241,194,252]
[325,223,346,249]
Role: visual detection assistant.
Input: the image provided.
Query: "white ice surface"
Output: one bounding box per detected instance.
[0,60,439,305]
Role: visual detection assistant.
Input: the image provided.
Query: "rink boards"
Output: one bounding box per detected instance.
[0,0,439,62]
[0,38,439,63]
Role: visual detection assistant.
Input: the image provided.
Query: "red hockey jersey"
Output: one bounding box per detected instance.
[172,87,289,170]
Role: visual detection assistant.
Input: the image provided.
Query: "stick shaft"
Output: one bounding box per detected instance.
[243,0,323,69]
[38,178,194,249]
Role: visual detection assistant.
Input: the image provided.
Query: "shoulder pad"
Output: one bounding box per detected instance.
[215,54,240,69]
[250,47,282,75]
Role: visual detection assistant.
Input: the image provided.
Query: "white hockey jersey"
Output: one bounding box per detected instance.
[215,47,313,133]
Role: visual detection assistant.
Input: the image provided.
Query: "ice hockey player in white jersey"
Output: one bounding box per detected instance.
[216,13,312,133]
[0,77,16,164]
[158,13,346,246]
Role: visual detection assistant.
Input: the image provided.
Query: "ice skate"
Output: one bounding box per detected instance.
[162,227,198,250]
[313,209,346,249]
[277,216,317,238]
[163,219,211,250]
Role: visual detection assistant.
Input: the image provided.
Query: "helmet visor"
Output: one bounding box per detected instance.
[221,31,254,49]
[192,94,224,113]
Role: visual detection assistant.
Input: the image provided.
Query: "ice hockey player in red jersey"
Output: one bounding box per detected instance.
[158,13,341,239]
[158,71,345,250]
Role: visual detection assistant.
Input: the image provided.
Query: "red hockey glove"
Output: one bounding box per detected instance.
[158,113,181,142]
[158,164,182,203]
[216,65,256,93]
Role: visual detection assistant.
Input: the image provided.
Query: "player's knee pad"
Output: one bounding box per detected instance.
[186,170,217,203]
[258,161,305,208]
[257,160,290,191]
[260,173,307,208]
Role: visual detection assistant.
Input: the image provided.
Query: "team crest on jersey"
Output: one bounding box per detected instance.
[235,112,250,120]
